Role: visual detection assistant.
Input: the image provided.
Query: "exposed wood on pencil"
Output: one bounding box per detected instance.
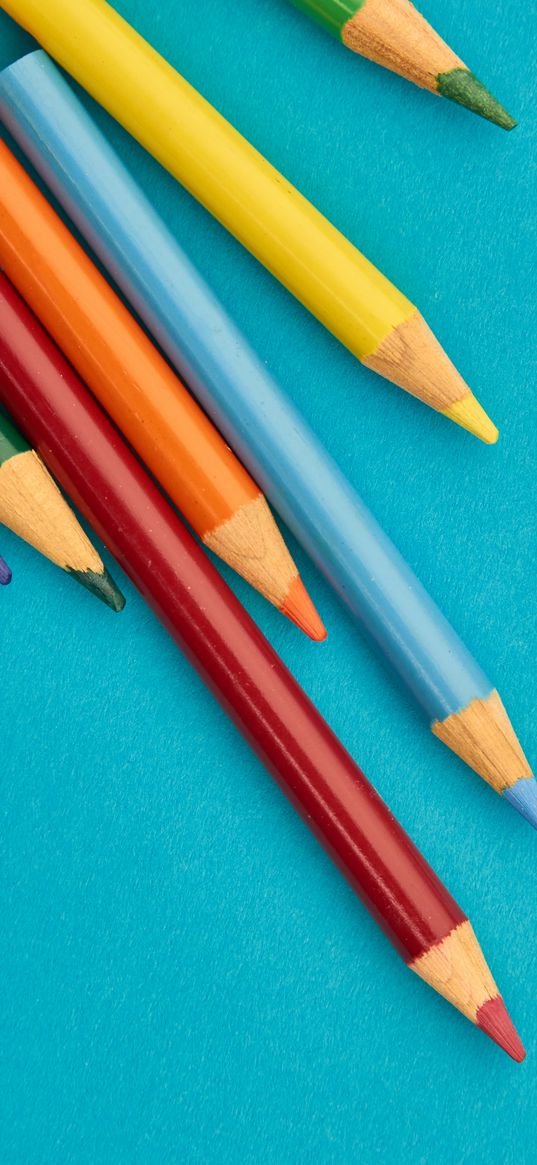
[0,417,124,609]
[342,0,463,90]
[1,448,103,572]
[362,313,498,443]
[204,495,326,640]
[432,691,533,794]
[410,921,525,1061]
[340,0,516,129]
[411,920,498,1024]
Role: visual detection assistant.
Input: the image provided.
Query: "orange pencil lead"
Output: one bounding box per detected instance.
[282,575,327,642]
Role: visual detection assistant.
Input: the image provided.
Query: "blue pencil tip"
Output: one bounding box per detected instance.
[0,555,12,585]
[503,777,537,829]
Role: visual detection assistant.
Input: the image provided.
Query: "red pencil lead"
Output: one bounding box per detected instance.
[476,996,526,1063]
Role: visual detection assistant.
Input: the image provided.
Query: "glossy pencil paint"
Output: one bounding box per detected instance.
[1,52,532,824]
[0,140,323,639]
[0,0,498,440]
[0,272,525,1063]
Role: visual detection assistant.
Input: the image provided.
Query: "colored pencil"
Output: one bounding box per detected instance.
[287,0,515,129]
[0,0,497,443]
[4,53,533,827]
[0,272,525,1062]
[0,142,324,642]
[0,549,11,584]
[0,407,124,609]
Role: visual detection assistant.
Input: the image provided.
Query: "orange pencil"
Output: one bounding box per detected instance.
[0,140,325,640]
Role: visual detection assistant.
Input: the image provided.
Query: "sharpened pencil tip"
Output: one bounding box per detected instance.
[437,68,517,130]
[69,565,126,611]
[503,777,537,830]
[476,996,526,1062]
[441,392,499,444]
[281,576,327,642]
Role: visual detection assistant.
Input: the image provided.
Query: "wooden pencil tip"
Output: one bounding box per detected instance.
[476,996,526,1062]
[69,565,126,611]
[432,691,532,803]
[409,920,524,1056]
[205,497,325,636]
[437,69,517,131]
[281,575,327,642]
[441,392,499,444]
[363,316,497,435]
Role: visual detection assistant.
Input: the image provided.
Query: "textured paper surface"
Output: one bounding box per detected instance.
[0,0,535,1160]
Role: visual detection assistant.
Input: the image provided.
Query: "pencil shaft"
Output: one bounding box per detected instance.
[0,0,411,359]
[0,140,320,632]
[0,273,525,1058]
[0,152,251,539]
[0,54,495,724]
[290,0,357,36]
[0,271,463,964]
[0,0,495,435]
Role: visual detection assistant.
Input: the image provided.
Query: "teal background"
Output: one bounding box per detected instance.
[0,0,535,1160]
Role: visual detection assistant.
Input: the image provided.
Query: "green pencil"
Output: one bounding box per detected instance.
[288,0,516,129]
[0,409,125,609]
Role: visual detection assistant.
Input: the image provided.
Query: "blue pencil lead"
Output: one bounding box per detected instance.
[504,777,537,829]
[0,552,12,585]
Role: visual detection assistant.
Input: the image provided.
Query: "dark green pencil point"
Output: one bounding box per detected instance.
[437,68,517,130]
[69,565,126,611]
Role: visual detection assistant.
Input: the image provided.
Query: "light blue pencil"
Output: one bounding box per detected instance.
[2,49,533,824]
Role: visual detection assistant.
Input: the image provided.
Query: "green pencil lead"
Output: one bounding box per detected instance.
[69,565,126,612]
[436,69,517,130]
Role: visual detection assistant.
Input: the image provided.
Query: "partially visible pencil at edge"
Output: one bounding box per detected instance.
[0,139,325,641]
[0,549,11,583]
[0,0,498,442]
[0,408,124,609]
[0,271,525,1062]
[288,0,516,130]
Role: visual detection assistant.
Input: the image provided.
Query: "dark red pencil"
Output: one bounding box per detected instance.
[0,272,524,1061]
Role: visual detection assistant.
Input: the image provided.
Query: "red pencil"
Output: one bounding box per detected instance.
[0,272,524,1061]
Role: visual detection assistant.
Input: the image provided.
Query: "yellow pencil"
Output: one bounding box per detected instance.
[1,0,497,442]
